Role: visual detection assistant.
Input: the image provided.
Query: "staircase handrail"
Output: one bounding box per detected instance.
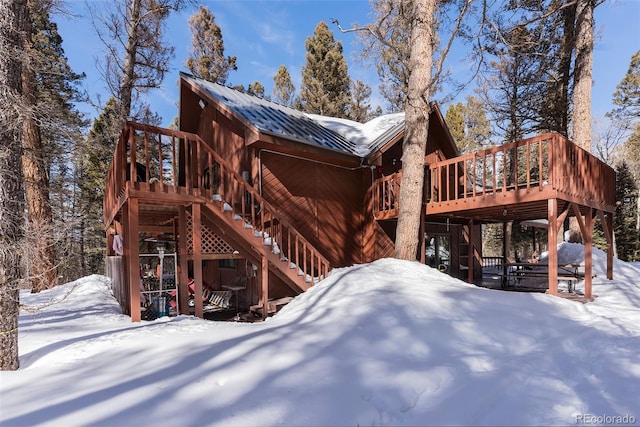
[105,121,331,284]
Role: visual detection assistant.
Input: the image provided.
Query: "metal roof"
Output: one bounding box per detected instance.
[182,73,405,158]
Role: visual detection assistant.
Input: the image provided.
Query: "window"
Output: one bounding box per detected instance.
[218,259,237,269]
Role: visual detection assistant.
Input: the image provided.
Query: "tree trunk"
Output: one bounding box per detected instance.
[22,1,57,292]
[0,0,27,371]
[558,1,576,137]
[119,0,141,123]
[570,0,594,241]
[395,0,436,260]
[572,0,594,150]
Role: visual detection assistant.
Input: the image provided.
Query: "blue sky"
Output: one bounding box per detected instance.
[57,0,639,129]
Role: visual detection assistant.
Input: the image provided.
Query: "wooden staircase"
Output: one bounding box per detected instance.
[192,141,331,294]
[104,122,331,295]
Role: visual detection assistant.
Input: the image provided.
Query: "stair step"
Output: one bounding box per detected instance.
[202,193,326,294]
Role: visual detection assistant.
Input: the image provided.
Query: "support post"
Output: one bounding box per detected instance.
[419,205,425,264]
[468,220,474,284]
[192,203,204,318]
[125,199,141,321]
[178,206,189,315]
[502,221,508,288]
[547,199,558,295]
[261,255,269,319]
[606,212,613,280]
[584,210,593,299]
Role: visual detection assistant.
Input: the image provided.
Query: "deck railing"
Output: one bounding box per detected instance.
[372,172,402,220]
[428,132,615,209]
[104,122,330,283]
[371,132,616,218]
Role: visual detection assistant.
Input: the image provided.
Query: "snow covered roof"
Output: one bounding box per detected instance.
[182,73,405,158]
[306,113,405,157]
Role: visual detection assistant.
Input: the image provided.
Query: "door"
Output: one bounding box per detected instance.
[425,234,450,273]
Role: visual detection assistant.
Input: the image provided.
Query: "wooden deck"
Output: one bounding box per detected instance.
[104,122,331,321]
[426,132,615,221]
[372,132,615,300]
[373,132,615,223]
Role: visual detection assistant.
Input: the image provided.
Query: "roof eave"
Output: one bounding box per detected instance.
[248,130,364,168]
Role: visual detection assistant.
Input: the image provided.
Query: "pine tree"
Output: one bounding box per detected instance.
[272,65,295,107]
[395,0,438,260]
[22,0,86,292]
[347,79,381,123]
[446,102,465,146]
[0,0,27,371]
[75,98,122,276]
[21,0,56,292]
[247,81,265,98]
[297,21,351,118]
[614,162,640,261]
[479,22,546,142]
[345,0,472,259]
[572,0,594,150]
[94,0,185,125]
[611,50,640,122]
[186,5,237,84]
[446,97,491,153]
[355,0,412,113]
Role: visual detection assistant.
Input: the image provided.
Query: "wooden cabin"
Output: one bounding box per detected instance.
[103,72,616,322]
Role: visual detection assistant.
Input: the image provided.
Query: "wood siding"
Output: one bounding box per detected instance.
[260,151,367,267]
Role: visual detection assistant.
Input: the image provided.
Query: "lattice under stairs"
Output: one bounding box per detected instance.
[199,194,329,294]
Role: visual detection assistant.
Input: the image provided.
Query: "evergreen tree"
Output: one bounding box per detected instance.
[297,21,350,118]
[479,23,546,142]
[23,0,86,291]
[572,0,595,150]
[614,162,640,261]
[74,98,122,276]
[395,0,437,260]
[345,0,472,259]
[477,0,592,142]
[446,96,491,153]
[186,5,237,84]
[355,0,412,112]
[347,79,381,123]
[446,102,465,146]
[611,50,640,122]
[0,0,27,371]
[464,96,491,149]
[21,0,56,292]
[247,81,266,98]
[272,65,295,107]
[624,124,640,181]
[93,0,186,125]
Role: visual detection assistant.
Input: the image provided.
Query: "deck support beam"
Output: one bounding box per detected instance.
[502,221,508,287]
[124,198,141,322]
[598,210,614,280]
[584,209,593,299]
[467,220,474,284]
[569,204,594,299]
[547,198,558,295]
[261,255,269,319]
[192,203,204,318]
[178,206,189,315]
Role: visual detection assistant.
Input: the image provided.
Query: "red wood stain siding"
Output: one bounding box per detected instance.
[260,152,366,267]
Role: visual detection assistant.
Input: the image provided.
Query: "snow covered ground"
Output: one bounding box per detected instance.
[1,243,639,427]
